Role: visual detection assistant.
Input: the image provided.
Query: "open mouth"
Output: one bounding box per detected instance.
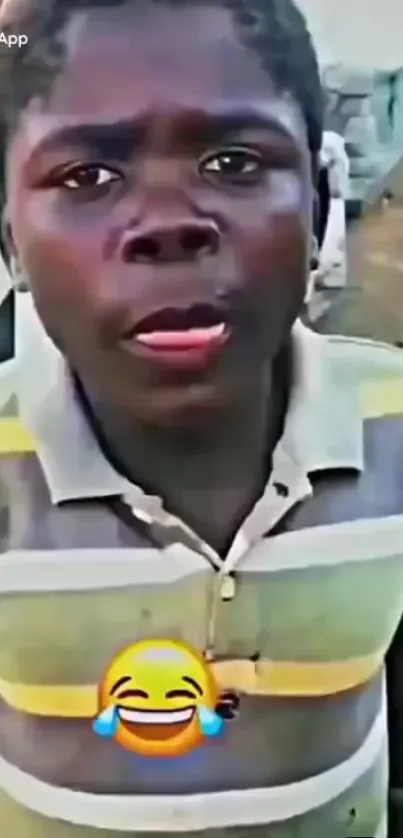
[123,304,230,355]
[118,705,195,740]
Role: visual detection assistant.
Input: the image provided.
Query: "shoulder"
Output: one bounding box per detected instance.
[317,330,403,418]
[294,328,403,521]
[326,334,403,516]
[0,359,35,454]
[319,330,403,378]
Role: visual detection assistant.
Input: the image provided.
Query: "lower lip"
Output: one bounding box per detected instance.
[118,706,195,740]
[121,324,231,369]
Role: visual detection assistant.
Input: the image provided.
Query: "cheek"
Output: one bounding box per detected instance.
[236,211,310,303]
[230,171,312,285]
[11,195,107,325]
[230,182,310,348]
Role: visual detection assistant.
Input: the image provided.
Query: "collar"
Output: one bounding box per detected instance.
[15,295,363,505]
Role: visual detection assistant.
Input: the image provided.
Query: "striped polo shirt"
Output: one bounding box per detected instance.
[1,295,403,837]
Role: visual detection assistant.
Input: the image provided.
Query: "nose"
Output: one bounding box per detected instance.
[121,219,220,264]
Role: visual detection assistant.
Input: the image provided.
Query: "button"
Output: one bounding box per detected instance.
[220,574,236,601]
[273,481,289,498]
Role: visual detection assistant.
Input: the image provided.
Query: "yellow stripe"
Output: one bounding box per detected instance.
[0,654,383,717]
[362,381,403,418]
[0,419,35,452]
[213,655,382,697]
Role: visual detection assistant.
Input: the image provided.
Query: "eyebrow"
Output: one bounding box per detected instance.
[194,111,296,145]
[31,119,149,162]
[29,109,297,161]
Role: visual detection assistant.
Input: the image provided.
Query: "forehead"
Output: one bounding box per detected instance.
[13,3,307,153]
[135,648,192,666]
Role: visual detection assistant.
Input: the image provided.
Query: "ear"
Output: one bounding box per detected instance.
[0,212,14,304]
[1,210,15,269]
[304,235,319,307]
[310,235,319,272]
[315,165,331,250]
[1,212,29,291]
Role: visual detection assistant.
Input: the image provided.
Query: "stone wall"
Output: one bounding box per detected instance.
[323,66,387,180]
[322,64,403,215]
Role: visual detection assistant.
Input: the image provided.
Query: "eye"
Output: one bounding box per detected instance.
[200,148,263,184]
[165,689,197,700]
[116,688,149,700]
[60,165,121,190]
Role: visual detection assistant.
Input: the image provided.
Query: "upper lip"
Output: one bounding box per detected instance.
[123,303,228,338]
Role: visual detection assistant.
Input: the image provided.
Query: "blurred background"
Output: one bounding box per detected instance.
[298,0,403,345]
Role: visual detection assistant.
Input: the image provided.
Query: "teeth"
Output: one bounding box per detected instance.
[136,323,226,347]
[118,707,194,725]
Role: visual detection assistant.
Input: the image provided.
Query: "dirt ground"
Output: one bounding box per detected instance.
[315,198,403,345]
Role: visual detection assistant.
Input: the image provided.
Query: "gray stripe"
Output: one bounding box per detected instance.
[0,676,382,793]
[0,709,386,830]
[0,757,387,838]
[2,512,403,592]
[0,359,14,411]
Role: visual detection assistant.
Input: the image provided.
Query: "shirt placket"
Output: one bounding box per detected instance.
[123,451,312,657]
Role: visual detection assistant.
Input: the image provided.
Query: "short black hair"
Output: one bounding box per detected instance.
[0,0,323,154]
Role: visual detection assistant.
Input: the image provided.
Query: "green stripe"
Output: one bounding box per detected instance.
[1,551,402,686]
[0,582,212,684]
[216,554,403,660]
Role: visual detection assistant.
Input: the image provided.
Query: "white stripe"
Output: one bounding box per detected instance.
[2,513,403,592]
[0,695,386,830]
[375,813,387,838]
[244,514,403,572]
[0,545,208,592]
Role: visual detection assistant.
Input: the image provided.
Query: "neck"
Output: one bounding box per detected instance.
[76,348,291,554]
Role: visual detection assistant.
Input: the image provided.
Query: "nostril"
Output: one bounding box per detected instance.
[181,227,214,254]
[122,222,219,263]
[126,236,160,263]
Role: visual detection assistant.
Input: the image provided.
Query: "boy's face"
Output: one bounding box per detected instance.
[6,3,313,426]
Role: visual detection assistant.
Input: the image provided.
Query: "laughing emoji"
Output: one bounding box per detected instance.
[93,639,238,757]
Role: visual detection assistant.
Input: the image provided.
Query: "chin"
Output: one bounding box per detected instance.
[133,381,233,429]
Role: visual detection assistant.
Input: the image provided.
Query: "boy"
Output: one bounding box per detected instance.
[1,0,403,836]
